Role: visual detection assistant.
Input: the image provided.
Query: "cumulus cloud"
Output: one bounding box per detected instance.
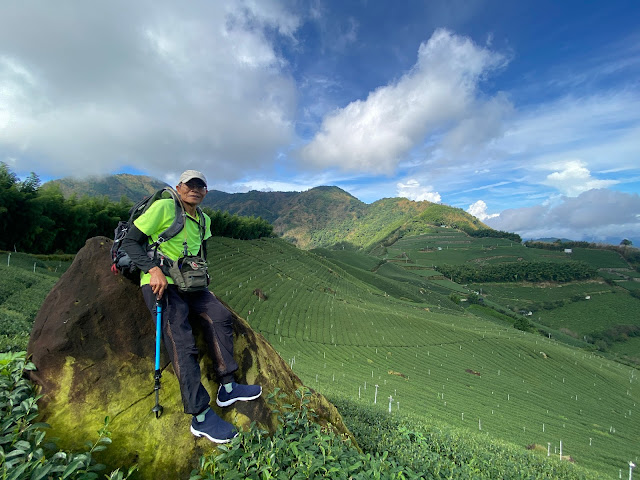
[397,179,441,202]
[300,29,509,173]
[0,1,299,181]
[543,160,618,196]
[467,200,499,221]
[486,189,640,243]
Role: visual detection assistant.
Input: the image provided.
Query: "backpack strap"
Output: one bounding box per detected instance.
[149,187,186,248]
[179,206,206,258]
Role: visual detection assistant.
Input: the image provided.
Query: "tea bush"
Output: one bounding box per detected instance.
[332,396,602,480]
[190,387,601,480]
[191,388,415,480]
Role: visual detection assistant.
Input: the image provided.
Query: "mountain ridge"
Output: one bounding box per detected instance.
[43,174,489,249]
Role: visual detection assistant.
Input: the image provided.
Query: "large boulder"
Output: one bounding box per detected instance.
[27,237,352,479]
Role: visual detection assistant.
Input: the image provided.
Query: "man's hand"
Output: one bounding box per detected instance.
[149,266,168,299]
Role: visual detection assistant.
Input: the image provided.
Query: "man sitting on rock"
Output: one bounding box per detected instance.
[121,169,261,443]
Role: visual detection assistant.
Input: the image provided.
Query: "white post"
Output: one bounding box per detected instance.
[559,440,563,459]
[630,461,636,480]
[547,443,550,456]
[358,386,361,399]
[33,262,36,273]
[7,253,10,266]
[388,396,393,413]
[374,384,379,404]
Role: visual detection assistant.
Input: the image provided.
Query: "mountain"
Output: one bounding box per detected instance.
[44,175,488,249]
[204,189,298,224]
[43,174,167,202]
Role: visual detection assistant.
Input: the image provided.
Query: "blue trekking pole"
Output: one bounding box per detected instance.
[152,299,163,419]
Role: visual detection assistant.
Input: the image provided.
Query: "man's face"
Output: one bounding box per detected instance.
[177,179,207,206]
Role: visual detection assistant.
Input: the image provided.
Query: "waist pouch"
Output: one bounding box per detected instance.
[167,255,209,292]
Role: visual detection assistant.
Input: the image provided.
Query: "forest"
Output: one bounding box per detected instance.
[0,163,272,254]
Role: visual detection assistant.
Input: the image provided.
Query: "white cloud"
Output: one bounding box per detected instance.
[300,29,509,173]
[0,1,299,181]
[486,189,640,243]
[225,179,313,193]
[467,200,499,221]
[543,160,618,196]
[397,179,441,202]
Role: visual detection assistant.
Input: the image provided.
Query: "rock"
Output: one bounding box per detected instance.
[27,237,353,479]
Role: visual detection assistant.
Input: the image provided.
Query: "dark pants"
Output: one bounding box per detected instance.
[142,285,238,415]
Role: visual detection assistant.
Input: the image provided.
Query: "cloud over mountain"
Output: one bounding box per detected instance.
[486,189,640,243]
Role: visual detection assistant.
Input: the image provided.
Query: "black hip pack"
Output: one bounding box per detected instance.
[168,255,209,292]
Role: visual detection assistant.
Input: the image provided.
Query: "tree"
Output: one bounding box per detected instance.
[621,238,633,246]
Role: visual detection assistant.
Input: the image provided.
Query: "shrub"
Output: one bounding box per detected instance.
[191,388,414,480]
[513,316,534,332]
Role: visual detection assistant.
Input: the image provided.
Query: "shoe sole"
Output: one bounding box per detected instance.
[190,425,237,444]
[216,388,262,407]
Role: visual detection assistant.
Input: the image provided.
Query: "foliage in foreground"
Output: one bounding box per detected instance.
[191,388,415,480]
[191,388,600,480]
[2,352,607,479]
[0,352,136,480]
[332,396,603,480]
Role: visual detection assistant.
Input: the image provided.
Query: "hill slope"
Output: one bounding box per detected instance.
[46,174,488,249]
[44,174,167,202]
[206,236,639,477]
[6,236,640,478]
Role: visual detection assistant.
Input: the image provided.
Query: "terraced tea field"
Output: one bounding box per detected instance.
[0,251,72,351]
[208,237,639,478]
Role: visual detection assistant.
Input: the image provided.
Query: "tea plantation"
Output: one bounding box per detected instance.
[2,236,639,479]
[206,236,639,478]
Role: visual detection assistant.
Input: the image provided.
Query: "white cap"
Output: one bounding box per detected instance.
[178,170,207,187]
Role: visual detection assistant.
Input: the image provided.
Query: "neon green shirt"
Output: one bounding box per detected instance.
[133,198,212,286]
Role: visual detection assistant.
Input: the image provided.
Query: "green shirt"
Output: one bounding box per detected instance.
[133,198,212,286]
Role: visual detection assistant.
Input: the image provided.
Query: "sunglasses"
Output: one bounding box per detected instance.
[182,180,207,192]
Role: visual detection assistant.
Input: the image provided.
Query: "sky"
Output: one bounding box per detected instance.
[2,0,639,245]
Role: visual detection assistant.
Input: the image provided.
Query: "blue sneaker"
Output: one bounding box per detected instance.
[216,382,262,407]
[190,409,237,444]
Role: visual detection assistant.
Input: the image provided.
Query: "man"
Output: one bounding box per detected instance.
[121,169,261,443]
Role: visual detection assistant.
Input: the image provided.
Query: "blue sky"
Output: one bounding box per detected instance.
[1,1,639,244]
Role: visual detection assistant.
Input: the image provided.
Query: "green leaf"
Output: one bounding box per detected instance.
[7,462,30,480]
[61,459,85,479]
[30,463,53,480]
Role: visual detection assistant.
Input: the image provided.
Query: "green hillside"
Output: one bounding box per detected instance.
[0,251,72,351]
[206,236,639,477]
[47,173,490,250]
[204,189,297,224]
[4,235,640,478]
[43,173,167,202]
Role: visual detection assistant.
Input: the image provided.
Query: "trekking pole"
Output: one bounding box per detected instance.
[152,299,163,419]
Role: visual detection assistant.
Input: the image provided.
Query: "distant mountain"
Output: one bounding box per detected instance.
[43,174,167,202]
[46,174,489,249]
[204,189,298,224]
